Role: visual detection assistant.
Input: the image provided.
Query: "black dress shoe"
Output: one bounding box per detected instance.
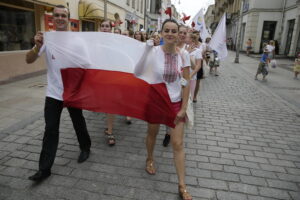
[28,170,51,181]
[78,150,90,163]
[163,134,170,147]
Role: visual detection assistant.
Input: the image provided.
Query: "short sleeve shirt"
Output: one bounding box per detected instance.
[153,46,190,102]
[189,48,202,80]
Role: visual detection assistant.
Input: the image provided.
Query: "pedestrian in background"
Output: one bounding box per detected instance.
[266,40,275,62]
[246,38,252,56]
[26,4,91,181]
[255,46,269,81]
[294,53,300,79]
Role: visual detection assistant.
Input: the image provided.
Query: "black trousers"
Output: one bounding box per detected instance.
[39,97,91,172]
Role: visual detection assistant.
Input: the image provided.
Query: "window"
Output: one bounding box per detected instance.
[127,0,130,6]
[82,20,95,31]
[0,5,35,51]
[137,0,139,11]
[132,0,135,9]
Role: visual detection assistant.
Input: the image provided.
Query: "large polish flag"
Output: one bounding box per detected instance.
[192,9,211,41]
[209,13,228,60]
[44,32,177,127]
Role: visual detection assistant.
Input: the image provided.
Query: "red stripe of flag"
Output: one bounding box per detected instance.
[61,68,177,128]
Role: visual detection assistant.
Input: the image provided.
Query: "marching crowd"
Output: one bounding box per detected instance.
[23,4,222,200]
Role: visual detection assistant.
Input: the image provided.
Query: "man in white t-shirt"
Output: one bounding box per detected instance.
[25,5,91,181]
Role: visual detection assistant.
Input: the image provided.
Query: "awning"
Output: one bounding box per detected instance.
[79,0,114,21]
[25,0,67,7]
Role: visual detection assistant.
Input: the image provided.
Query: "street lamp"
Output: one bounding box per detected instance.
[234,0,244,63]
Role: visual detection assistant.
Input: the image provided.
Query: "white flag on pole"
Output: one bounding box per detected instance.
[209,13,228,60]
[192,9,211,41]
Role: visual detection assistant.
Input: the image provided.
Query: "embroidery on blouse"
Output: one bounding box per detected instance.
[163,53,179,83]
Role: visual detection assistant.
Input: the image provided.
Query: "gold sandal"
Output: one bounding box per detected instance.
[104,129,115,146]
[145,159,156,175]
[178,185,192,200]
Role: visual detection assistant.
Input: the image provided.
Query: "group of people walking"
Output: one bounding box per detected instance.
[24,4,216,200]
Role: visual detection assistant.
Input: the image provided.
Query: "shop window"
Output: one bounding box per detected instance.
[0,5,35,51]
[82,20,95,31]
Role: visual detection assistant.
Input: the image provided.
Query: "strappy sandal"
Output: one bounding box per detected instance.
[178,185,192,200]
[104,129,115,146]
[145,158,156,175]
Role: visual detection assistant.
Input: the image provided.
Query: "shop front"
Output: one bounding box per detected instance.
[0,0,68,82]
[79,0,115,31]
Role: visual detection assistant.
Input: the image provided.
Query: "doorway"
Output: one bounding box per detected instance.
[260,21,277,53]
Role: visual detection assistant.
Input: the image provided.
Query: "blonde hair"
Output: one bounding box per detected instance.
[188,32,198,43]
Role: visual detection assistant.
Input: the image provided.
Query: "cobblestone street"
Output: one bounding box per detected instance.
[0,52,300,200]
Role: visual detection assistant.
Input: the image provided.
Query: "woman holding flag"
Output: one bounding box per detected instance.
[140,19,192,200]
[163,25,189,147]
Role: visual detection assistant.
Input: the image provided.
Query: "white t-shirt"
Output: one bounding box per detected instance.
[39,44,65,100]
[153,46,190,103]
[39,36,90,101]
[189,48,202,80]
[266,44,275,53]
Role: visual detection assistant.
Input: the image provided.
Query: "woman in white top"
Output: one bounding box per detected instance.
[162,25,189,147]
[186,32,203,99]
[140,19,192,200]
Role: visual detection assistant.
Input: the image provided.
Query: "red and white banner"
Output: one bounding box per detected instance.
[209,13,228,60]
[44,32,177,127]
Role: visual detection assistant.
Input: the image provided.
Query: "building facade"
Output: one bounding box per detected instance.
[204,4,215,34]
[210,0,300,56]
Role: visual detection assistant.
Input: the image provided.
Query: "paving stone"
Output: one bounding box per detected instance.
[229,182,258,195]
[269,159,296,167]
[240,175,268,186]
[212,171,240,182]
[259,187,290,199]
[250,169,278,179]
[216,191,247,200]
[198,178,228,190]
[224,166,251,175]
[266,179,299,191]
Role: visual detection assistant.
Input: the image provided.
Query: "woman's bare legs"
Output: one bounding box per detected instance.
[145,123,160,174]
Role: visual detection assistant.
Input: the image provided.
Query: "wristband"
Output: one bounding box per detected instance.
[180,78,188,86]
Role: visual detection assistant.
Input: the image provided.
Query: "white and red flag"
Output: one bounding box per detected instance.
[43,32,177,127]
[209,13,228,60]
[192,9,211,41]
